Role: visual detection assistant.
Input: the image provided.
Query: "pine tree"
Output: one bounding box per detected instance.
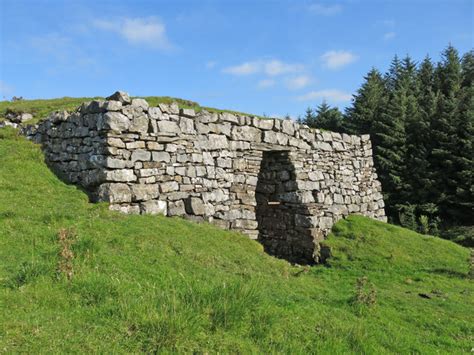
[345,68,386,135]
[406,56,437,208]
[299,107,316,126]
[372,56,409,215]
[452,51,474,223]
[312,101,345,132]
[430,45,462,221]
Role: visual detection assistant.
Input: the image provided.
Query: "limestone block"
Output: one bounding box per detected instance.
[104,100,123,111]
[231,126,262,142]
[99,112,130,132]
[168,200,186,216]
[160,181,179,193]
[157,120,180,134]
[141,200,167,215]
[131,184,159,201]
[313,141,332,151]
[233,219,258,230]
[129,116,149,134]
[98,183,132,203]
[131,149,151,163]
[105,158,131,169]
[106,91,131,104]
[126,141,145,149]
[131,98,149,111]
[263,131,278,144]
[208,134,228,150]
[109,204,140,214]
[152,151,171,162]
[105,169,136,182]
[180,108,196,117]
[179,117,195,134]
[148,107,162,119]
[185,197,206,215]
[281,120,295,136]
[253,117,274,130]
[219,112,239,124]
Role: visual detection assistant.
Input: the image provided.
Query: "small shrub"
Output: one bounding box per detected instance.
[418,215,430,234]
[353,276,377,307]
[398,204,417,231]
[57,228,76,281]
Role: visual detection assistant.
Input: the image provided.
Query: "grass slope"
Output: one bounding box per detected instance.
[0,127,472,353]
[0,96,258,125]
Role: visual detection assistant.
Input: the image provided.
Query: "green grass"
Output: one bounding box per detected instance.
[0,127,473,353]
[0,96,259,125]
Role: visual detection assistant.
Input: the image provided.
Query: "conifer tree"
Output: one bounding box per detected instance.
[345,68,386,135]
[452,51,474,223]
[405,56,437,206]
[431,45,462,220]
[313,101,345,132]
[372,56,408,214]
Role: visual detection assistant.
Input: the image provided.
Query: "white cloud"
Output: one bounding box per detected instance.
[206,61,217,69]
[93,17,172,50]
[263,60,303,76]
[223,59,304,76]
[309,3,343,15]
[286,75,312,90]
[0,81,14,96]
[257,79,276,89]
[383,32,396,40]
[321,50,358,70]
[296,89,352,103]
[222,61,260,75]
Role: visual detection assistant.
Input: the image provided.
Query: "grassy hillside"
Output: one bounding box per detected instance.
[0,127,472,353]
[0,96,257,125]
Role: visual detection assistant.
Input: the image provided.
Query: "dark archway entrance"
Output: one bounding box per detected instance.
[256,151,317,264]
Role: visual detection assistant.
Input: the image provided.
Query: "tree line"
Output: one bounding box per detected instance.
[299,45,473,240]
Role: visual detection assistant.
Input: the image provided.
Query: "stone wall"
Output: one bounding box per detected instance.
[33,91,386,263]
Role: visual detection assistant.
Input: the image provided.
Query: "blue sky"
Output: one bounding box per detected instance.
[1,0,472,117]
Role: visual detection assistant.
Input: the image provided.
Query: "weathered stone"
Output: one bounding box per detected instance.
[98,183,131,203]
[281,120,295,136]
[129,116,149,134]
[105,169,136,182]
[208,134,228,149]
[104,100,123,111]
[131,149,151,163]
[148,106,162,119]
[141,200,167,215]
[131,98,149,111]
[131,184,159,201]
[253,117,274,130]
[185,197,206,215]
[152,151,171,162]
[106,91,131,104]
[99,112,130,132]
[160,181,179,193]
[231,126,261,142]
[157,120,180,134]
[168,200,186,216]
[180,108,196,117]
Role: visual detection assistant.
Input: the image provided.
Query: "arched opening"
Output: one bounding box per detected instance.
[256,150,316,264]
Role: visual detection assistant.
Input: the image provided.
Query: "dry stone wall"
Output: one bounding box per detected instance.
[32,91,386,263]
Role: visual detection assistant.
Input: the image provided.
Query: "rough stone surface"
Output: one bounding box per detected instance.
[31,91,387,264]
[106,91,131,104]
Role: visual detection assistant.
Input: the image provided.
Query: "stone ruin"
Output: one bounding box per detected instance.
[29,91,386,264]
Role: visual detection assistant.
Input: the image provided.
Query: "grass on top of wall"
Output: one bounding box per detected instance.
[0,127,473,353]
[0,96,260,125]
